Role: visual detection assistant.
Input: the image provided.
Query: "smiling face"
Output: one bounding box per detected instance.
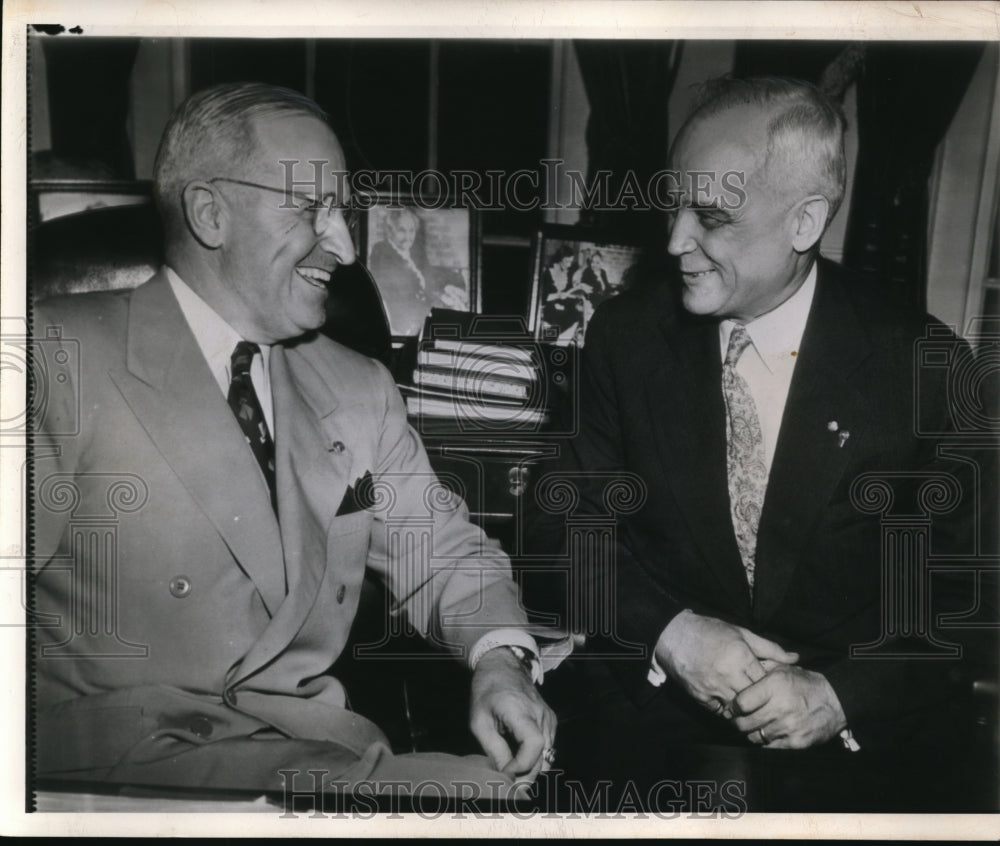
[667,106,806,323]
[214,113,356,344]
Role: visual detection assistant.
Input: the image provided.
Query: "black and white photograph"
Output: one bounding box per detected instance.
[531,226,642,346]
[363,201,477,337]
[3,1,999,838]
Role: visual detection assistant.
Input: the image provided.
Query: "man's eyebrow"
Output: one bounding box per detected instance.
[294,189,344,206]
[689,201,734,215]
[324,185,353,204]
[665,193,733,212]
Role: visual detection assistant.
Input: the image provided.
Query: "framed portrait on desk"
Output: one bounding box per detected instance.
[528,225,643,347]
[359,196,481,338]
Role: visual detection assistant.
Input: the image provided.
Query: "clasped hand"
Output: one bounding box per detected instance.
[656,610,846,748]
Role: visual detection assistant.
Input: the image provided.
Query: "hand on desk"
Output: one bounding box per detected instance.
[731,664,847,749]
[656,609,799,717]
[469,647,557,788]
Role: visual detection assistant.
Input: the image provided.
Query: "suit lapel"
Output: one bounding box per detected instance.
[233,341,360,682]
[753,264,872,623]
[109,273,287,614]
[644,315,753,615]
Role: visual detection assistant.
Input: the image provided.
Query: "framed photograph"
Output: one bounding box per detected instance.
[529,225,643,347]
[360,197,480,338]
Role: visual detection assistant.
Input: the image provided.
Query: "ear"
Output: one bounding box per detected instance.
[789,195,830,253]
[181,181,227,249]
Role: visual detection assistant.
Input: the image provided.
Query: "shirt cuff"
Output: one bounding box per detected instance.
[648,653,668,687]
[648,616,686,687]
[840,728,860,751]
[468,628,542,683]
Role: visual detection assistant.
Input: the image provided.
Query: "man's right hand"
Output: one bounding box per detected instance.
[654,610,799,715]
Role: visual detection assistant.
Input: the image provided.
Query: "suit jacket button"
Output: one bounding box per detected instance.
[330,441,345,454]
[336,585,346,604]
[169,576,192,598]
[224,688,238,707]
[189,716,213,738]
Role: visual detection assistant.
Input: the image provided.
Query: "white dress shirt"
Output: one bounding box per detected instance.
[717,263,817,479]
[166,266,275,434]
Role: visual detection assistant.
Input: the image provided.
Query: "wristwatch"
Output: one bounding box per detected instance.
[504,644,543,684]
[472,642,542,685]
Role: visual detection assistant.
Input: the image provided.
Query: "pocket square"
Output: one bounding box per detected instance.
[336,470,374,516]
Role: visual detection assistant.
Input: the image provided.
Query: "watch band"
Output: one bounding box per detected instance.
[470,639,543,685]
[505,644,543,684]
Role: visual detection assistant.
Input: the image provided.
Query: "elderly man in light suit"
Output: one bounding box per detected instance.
[31,82,555,798]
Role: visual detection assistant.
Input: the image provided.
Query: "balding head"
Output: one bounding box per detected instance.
[675,76,847,223]
[153,82,328,239]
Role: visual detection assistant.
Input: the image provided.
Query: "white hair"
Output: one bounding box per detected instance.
[684,76,847,220]
[153,82,327,232]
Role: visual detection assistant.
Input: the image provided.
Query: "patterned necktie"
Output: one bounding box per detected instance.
[723,325,767,595]
[228,341,277,512]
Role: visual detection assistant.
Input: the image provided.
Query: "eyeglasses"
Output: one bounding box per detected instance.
[209,177,358,234]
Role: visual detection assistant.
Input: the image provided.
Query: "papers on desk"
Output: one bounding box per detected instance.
[400,384,548,427]
[402,309,553,430]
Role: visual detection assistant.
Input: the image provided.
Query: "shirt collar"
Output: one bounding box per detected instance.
[719,262,817,374]
[164,265,271,391]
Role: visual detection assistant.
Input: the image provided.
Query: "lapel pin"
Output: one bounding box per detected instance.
[827,420,839,432]
[329,440,345,454]
[838,430,851,448]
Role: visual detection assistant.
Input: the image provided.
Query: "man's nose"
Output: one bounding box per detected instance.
[317,207,357,265]
[666,208,697,257]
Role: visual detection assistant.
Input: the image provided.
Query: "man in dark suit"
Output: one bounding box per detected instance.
[32,82,556,799]
[527,77,996,806]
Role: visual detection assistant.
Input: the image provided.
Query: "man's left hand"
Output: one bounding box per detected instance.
[731,664,847,749]
[469,647,557,785]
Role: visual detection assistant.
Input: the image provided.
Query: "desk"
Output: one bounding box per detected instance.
[401,335,576,544]
[415,428,558,551]
[536,657,1000,814]
[531,741,1000,814]
[36,739,998,814]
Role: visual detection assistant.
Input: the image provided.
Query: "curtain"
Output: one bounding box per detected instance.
[572,40,683,243]
[736,42,986,309]
[843,43,986,310]
[37,36,140,180]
